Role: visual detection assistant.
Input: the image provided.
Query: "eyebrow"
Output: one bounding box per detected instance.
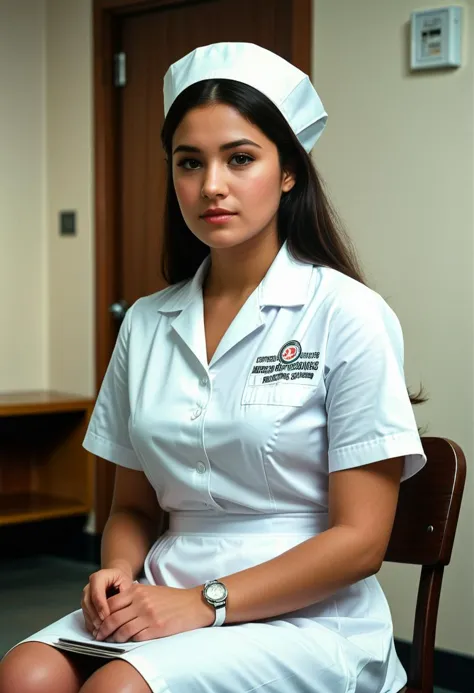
[172,139,262,155]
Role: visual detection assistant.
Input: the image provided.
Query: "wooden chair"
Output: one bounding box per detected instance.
[384,437,467,693]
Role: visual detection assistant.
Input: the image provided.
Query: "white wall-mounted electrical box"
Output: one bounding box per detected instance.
[411,6,462,70]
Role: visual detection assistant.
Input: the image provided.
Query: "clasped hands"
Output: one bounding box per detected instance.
[82,567,215,643]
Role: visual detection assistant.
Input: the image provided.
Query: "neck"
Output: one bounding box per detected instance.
[203,231,281,301]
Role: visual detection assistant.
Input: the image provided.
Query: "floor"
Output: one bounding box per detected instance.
[0,555,457,692]
[0,555,96,658]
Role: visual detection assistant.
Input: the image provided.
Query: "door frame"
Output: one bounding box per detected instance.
[93,0,313,533]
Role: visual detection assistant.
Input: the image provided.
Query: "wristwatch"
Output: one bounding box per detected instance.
[202,579,228,627]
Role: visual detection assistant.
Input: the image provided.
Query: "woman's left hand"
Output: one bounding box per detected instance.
[93,583,215,643]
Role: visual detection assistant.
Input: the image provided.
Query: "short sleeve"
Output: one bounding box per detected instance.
[82,302,142,470]
[325,293,426,482]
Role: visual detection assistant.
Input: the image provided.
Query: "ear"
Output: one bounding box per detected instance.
[281,167,296,194]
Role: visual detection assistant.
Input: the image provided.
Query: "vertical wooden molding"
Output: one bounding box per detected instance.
[292,0,312,75]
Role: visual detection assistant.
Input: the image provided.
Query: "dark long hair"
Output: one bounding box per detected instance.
[160,79,425,406]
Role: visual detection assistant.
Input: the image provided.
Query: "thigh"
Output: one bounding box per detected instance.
[79,660,152,693]
[0,642,103,693]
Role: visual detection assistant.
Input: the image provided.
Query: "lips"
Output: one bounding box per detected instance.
[201,208,236,218]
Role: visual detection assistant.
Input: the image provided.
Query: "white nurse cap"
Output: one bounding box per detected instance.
[163,42,327,153]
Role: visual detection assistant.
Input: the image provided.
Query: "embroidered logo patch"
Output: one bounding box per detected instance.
[249,342,320,385]
[278,340,302,364]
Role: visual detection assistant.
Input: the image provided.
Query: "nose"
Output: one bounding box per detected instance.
[201,161,229,199]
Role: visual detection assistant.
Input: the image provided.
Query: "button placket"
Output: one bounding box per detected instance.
[191,376,211,420]
[193,371,215,508]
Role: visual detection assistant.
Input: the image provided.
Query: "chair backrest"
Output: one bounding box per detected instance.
[384,437,467,693]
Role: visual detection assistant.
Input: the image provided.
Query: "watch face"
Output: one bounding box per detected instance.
[206,582,227,602]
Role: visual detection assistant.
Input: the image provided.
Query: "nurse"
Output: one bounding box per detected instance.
[0,43,426,693]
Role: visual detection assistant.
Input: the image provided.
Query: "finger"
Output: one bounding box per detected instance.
[131,627,153,642]
[81,589,95,632]
[106,587,134,615]
[83,612,95,635]
[109,617,146,644]
[84,590,101,630]
[81,599,96,635]
[95,605,136,642]
[89,576,111,620]
[81,602,97,635]
[82,585,95,614]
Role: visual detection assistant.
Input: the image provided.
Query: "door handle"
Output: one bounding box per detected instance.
[109,299,129,321]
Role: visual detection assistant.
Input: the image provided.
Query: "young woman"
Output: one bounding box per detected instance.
[0,42,426,693]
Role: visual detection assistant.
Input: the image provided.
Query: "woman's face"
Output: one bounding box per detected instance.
[171,103,295,250]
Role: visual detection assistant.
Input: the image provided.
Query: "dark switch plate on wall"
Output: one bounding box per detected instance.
[60,211,77,236]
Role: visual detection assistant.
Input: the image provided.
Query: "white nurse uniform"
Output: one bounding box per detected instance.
[10,241,426,692]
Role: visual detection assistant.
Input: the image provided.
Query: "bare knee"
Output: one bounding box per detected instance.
[0,643,84,693]
[80,660,152,693]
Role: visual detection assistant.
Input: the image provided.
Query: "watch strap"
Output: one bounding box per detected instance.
[212,603,226,627]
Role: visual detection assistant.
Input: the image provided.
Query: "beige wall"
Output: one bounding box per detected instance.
[2,0,472,658]
[46,0,94,396]
[0,0,48,390]
[0,0,93,396]
[313,0,474,655]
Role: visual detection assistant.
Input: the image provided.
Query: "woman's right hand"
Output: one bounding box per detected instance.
[81,567,134,635]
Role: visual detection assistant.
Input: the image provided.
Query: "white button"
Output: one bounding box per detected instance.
[196,461,206,474]
[191,408,202,420]
[200,378,208,387]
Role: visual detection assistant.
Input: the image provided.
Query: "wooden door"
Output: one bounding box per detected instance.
[94,0,312,533]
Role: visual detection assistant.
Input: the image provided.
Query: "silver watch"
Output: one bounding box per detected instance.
[202,579,228,627]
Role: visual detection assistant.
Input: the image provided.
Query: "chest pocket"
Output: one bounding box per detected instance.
[241,382,319,407]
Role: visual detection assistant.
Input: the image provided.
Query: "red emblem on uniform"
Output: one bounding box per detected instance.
[278,340,302,364]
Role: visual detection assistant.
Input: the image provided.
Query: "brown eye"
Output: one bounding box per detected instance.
[230,154,254,166]
[177,158,201,170]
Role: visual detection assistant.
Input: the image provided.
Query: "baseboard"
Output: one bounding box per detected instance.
[395,638,474,693]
